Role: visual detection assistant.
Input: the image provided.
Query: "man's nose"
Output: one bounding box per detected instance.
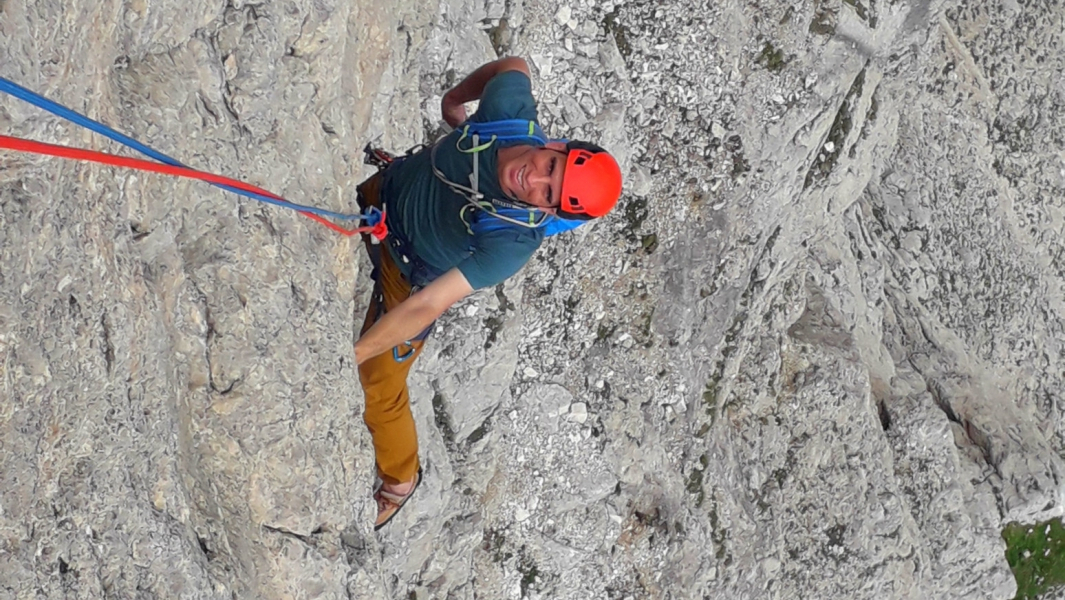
[528,168,549,185]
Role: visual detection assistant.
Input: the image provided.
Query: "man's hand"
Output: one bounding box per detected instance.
[440,57,531,129]
[354,268,474,365]
[441,90,468,128]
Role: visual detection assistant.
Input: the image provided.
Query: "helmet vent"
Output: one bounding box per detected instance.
[573,156,587,166]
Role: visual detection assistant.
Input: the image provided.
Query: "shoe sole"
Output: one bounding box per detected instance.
[374,466,423,531]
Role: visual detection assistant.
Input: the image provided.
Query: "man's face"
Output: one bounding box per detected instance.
[497,141,569,213]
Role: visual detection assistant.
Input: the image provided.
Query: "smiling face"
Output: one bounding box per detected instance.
[496,141,569,213]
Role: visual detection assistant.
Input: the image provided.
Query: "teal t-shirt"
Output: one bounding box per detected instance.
[381,70,545,290]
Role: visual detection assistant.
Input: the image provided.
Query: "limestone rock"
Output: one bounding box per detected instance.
[2,0,1064,598]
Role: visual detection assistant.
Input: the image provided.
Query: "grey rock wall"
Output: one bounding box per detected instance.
[1,0,1063,599]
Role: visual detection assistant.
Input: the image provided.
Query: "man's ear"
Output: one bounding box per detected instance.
[545,141,568,152]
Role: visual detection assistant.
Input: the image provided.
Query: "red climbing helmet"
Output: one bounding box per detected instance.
[557,141,622,220]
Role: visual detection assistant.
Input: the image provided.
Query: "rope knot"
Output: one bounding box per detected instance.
[370,213,388,241]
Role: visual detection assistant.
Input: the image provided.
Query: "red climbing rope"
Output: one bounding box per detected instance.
[0,134,385,238]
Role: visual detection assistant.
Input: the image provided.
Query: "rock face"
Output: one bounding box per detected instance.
[1,0,1063,598]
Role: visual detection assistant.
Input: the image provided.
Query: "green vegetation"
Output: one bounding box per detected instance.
[466,420,489,445]
[707,494,729,563]
[483,528,511,564]
[484,313,505,350]
[622,196,649,237]
[804,67,866,190]
[641,233,659,253]
[596,322,617,344]
[703,379,720,423]
[809,2,837,36]
[488,18,511,56]
[637,309,655,344]
[731,149,751,176]
[602,8,632,58]
[431,391,455,446]
[779,6,795,25]
[1003,518,1065,599]
[518,555,540,597]
[842,0,869,22]
[686,456,707,508]
[756,41,787,73]
[483,283,515,350]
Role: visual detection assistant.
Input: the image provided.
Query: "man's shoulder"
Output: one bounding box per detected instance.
[473,220,545,250]
[459,222,543,289]
[470,71,538,124]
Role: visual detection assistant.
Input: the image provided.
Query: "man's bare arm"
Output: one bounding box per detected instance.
[354,268,474,365]
[441,57,531,127]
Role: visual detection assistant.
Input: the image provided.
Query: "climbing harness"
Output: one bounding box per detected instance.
[358,144,446,289]
[356,155,433,363]
[0,76,387,239]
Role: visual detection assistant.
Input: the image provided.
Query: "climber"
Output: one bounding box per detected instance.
[354,56,623,530]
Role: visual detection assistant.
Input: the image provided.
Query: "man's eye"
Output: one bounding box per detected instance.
[548,158,557,203]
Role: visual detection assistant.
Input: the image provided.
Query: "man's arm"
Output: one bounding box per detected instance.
[441,57,531,127]
[354,268,474,365]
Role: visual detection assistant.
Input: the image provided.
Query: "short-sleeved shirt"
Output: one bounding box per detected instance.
[381,71,545,290]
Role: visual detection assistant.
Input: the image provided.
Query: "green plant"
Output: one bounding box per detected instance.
[1003,518,1065,599]
[756,42,787,72]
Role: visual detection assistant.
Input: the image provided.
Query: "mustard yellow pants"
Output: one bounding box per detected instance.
[356,173,424,486]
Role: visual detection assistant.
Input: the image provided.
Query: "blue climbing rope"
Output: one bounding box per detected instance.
[0,75,364,222]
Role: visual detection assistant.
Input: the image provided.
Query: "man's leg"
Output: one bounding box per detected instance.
[357,251,425,486]
[355,173,424,488]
